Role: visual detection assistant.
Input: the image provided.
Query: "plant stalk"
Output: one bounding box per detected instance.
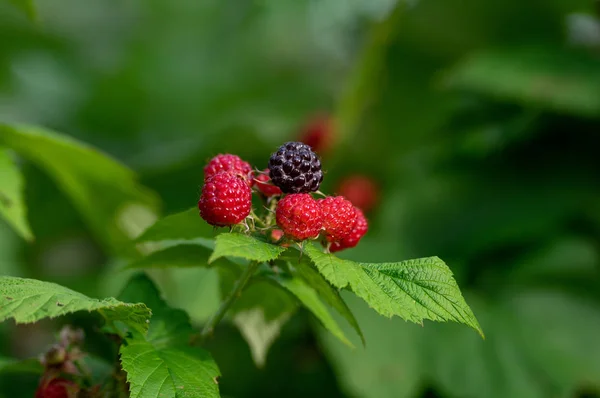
[191,261,259,344]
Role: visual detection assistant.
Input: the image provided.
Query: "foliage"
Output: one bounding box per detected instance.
[1,0,600,397]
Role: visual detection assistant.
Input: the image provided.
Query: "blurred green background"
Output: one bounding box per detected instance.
[1,0,600,397]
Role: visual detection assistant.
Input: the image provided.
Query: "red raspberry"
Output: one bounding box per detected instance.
[330,208,368,252]
[318,196,357,242]
[254,169,282,197]
[35,378,79,398]
[276,194,323,240]
[336,175,379,213]
[204,154,254,186]
[199,172,252,226]
[298,114,335,154]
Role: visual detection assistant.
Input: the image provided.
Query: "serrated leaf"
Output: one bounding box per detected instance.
[0,124,159,256]
[136,208,215,243]
[0,149,33,241]
[0,276,151,334]
[209,233,286,264]
[119,274,220,398]
[305,245,483,337]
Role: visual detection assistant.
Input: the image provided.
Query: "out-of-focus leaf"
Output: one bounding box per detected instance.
[0,124,159,256]
[305,244,483,337]
[0,149,32,241]
[445,46,600,116]
[320,293,422,398]
[274,274,353,347]
[218,266,297,367]
[6,0,36,20]
[0,276,151,334]
[135,208,215,243]
[126,242,216,269]
[210,233,286,264]
[119,274,220,398]
[276,256,365,345]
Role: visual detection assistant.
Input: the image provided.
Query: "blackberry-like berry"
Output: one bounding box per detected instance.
[268,142,323,193]
[198,172,252,226]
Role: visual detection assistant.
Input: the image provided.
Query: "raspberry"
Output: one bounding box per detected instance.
[318,196,357,242]
[268,142,323,194]
[336,175,379,213]
[35,378,78,398]
[254,169,282,197]
[276,194,323,240]
[330,208,368,252]
[298,115,335,154]
[204,154,254,185]
[199,172,252,226]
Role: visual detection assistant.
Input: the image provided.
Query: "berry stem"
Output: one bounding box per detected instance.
[191,260,260,344]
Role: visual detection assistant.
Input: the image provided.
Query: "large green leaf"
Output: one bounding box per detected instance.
[0,124,159,255]
[119,274,220,398]
[305,244,483,337]
[0,149,32,241]
[136,208,215,243]
[210,233,286,264]
[0,276,150,334]
[444,46,600,116]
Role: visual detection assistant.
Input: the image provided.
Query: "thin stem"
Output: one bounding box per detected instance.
[190,261,260,345]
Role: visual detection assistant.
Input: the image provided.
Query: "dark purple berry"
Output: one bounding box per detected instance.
[267,142,323,193]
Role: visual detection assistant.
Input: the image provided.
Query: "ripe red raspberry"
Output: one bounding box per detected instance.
[318,196,357,242]
[276,194,323,240]
[298,114,335,154]
[254,169,282,197]
[35,378,79,398]
[336,175,379,213]
[204,154,254,186]
[330,208,368,252]
[199,172,252,226]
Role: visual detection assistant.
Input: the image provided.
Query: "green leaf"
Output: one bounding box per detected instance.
[304,244,483,337]
[7,0,36,20]
[0,149,33,241]
[217,265,297,367]
[284,257,364,344]
[209,233,286,264]
[0,124,159,256]
[320,293,423,398]
[276,275,353,347]
[126,243,217,269]
[119,274,220,398]
[444,46,600,116]
[136,208,215,243]
[0,276,150,334]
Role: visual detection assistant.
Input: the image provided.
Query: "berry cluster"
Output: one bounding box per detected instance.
[198,142,368,251]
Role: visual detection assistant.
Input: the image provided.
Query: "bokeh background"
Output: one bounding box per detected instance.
[1,0,600,397]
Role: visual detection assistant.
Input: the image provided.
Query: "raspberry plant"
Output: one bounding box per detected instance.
[0,126,482,397]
